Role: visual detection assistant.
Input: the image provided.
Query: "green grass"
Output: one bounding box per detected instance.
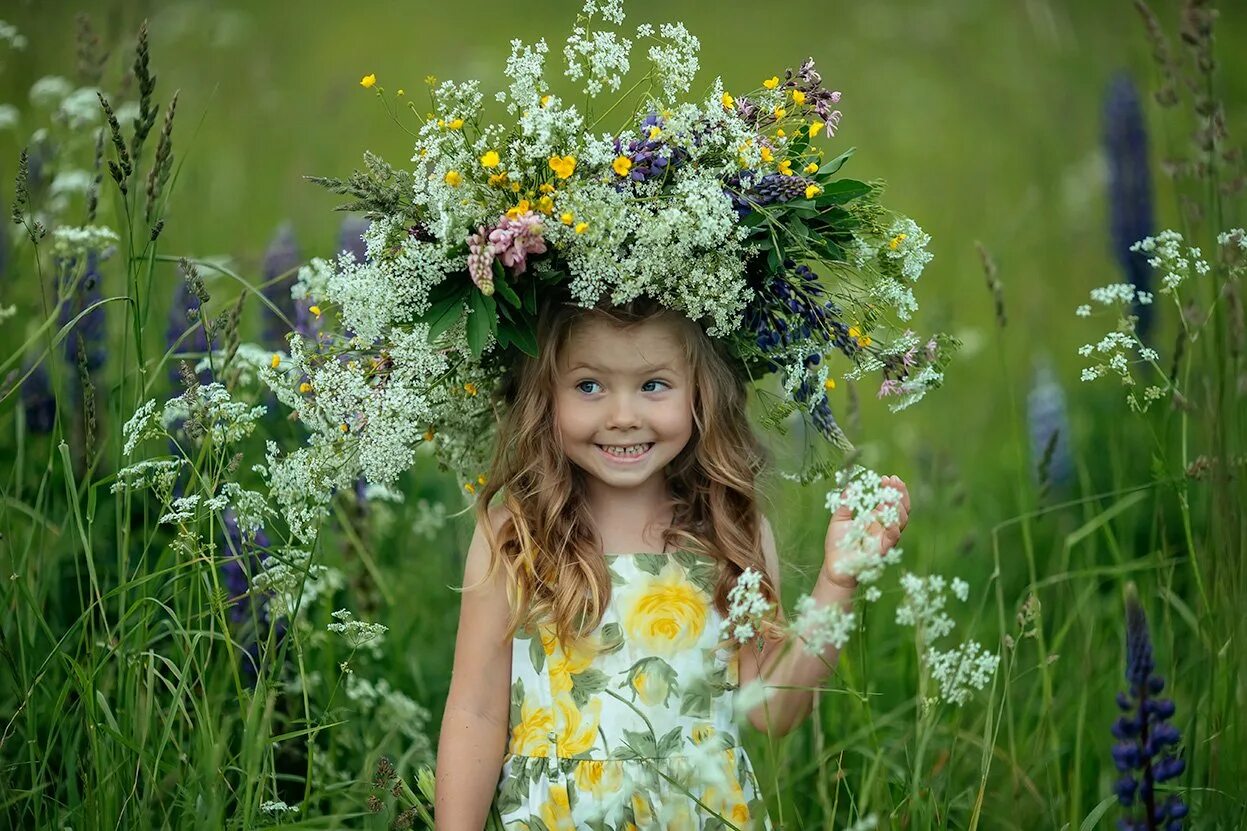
[1,1,1244,828]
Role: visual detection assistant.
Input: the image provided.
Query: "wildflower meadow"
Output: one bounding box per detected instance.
[0,1,1244,829]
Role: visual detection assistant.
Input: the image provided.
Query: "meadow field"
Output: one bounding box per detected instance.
[0,0,1244,828]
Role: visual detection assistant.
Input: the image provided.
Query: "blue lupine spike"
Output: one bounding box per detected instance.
[1102,72,1156,341]
[262,222,301,346]
[21,360,57,434]
[1112,583,1185,829]
[1028,354,1074,494]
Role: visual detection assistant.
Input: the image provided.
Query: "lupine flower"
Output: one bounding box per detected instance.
[1027,354,1073,496]
[1103,73,1156,342]
[1112,583,1186,830]
[466,225,496,294]
[59,252,106,377]
[487,211,547,274]
[262,222,301,346]
[21,360,56,434]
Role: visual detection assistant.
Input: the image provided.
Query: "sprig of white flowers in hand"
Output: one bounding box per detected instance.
[823,468,910,589]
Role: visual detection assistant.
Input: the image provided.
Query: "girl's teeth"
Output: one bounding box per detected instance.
[603,443,651,456]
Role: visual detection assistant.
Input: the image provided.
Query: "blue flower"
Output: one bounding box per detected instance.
[1112,583,1186,830]
[262,222,301,346]
[1102,72,1156,342]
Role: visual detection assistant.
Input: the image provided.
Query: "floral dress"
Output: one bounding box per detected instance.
[494,551,773,830]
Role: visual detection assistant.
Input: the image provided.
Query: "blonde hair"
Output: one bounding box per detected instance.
[470,291,780,649]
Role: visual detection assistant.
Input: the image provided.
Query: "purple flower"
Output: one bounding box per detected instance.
[262,222,301,346]
[1112,583,1186,830]
[1103,72,1156,341]
[488,212,547,275]
[20,360,57,434]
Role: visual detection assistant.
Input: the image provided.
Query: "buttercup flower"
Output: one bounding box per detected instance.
[360,73,376,88]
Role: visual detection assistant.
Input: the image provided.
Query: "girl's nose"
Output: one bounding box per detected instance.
[607,396,641,429]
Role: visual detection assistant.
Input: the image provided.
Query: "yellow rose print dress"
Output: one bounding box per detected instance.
[494,551,773,830]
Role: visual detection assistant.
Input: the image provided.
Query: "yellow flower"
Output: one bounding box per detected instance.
[539,182,556,194]
[804,161,820,174]
[617,560,710,655]
[540,94,552,107]
[824,377,837,391]
[574,221,589,234]
[443,170,462,187]
[477,473,487,484]
[808,120,824,138]
[776,128,786,137]
[538,784,575,831]
[690,723,717,744]
[857,335,872,347]
[463,481,475,493]
[648,126,662,140]
[340,423,349,433]
[509,694,554,756]
[308,305,321,317]
[480,150,500,168]
[888,232,909,250]
[396,88,405,96]
[763,75,779,90]
[553,692,601,756]
[359,73,376,89]
[487,171,509,187]
[574,760,624,799]
[537,195,555,215]
[436,119,445,128]
[547,154,577,179]
[773,106,787,119]
[447,118,464,130]
[777,159,793,176]
[463,382,478,396]
[270,354,281,369]
[509,181,521,192]
[848,326,861,339]
[792,89,807,106]
[424,75,437,85]
[759,146,774,163]
[423,428,435,441]
[548,636,599,694]
[631,794,654,825]
[805,183,822,199]
[631,664,673,707]
[721,91,735,109]
[560,212,575,225]
[505,199,531,219]
[612,155,633,177]
[298,382,312,394]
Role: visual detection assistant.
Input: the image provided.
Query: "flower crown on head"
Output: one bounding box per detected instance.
[276,0,953,514]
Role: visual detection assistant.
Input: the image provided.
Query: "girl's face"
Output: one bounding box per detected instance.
[554,315,694,491]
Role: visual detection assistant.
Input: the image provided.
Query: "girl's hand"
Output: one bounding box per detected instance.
[822,474,910,590]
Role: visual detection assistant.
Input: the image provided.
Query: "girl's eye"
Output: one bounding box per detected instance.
[641,380,670,393]
[576,380,601,395]
[575,380,670,395]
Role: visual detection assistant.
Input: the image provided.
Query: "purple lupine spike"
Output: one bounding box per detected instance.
[21,360,57,434]
[1112,583,1186,830]
[219,509,275,684]
[60,252,107,375]
[337,215,371,263]
[261,222,301,346]
[1027,355,1074,495]
[1103,72,1156,342]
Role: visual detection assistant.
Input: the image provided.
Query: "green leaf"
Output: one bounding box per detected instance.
[466,289,494,359]
[524,277,537,313]
[421,294,466,342]
[818,146,856,177]
[817,178,871,205]
[493,267,522,308]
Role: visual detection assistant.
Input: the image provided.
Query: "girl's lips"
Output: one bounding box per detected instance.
[595,442,654,464]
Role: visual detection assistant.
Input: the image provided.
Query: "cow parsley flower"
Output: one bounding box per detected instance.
[51,225,119,260]
[823,467,906,585]
[720,566,774,644]
[895,572,957,639]
[789,594,855,653]
[28,75,72,107]
[926,640,999,706]
[327,609,389,647]
[564,24,632,96]
[1129,229,1209,294]
[646,23,700,95]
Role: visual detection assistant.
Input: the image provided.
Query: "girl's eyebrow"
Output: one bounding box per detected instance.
[567,362,679,374]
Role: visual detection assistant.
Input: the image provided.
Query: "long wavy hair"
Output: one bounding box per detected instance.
[469,291,781,650]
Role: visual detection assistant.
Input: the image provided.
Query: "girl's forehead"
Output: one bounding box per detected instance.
[563,318,689,370]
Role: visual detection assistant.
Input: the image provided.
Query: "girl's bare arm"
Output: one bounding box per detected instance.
[434,506,514,829]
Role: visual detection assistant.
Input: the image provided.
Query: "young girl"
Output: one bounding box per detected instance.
[434,293,909,829]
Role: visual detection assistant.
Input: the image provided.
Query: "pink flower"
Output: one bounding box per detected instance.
[877,379,902,398]
[466,226,495,295]
[488,211,547,275]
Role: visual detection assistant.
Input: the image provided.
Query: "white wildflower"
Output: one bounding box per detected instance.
[159,495,201,525]
[883,216,934,282]
[51,225,118,260]
[251,548,344,620]
[327,609,389,648]
[0,103,18,131]
[719,567,773,644]
[259,800,299,815]
[564,24,632,97]
[646,23,700,95]
[789,594,855,653]
[0,20,27,51]
[895,572,956,639]
[110,458,185,496]
[927,640,999,706]
[1129,229,1209,294]
[121,399,160,456]
[823,467,905,585]
[57,87,105,130]
[29,76,72,108]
